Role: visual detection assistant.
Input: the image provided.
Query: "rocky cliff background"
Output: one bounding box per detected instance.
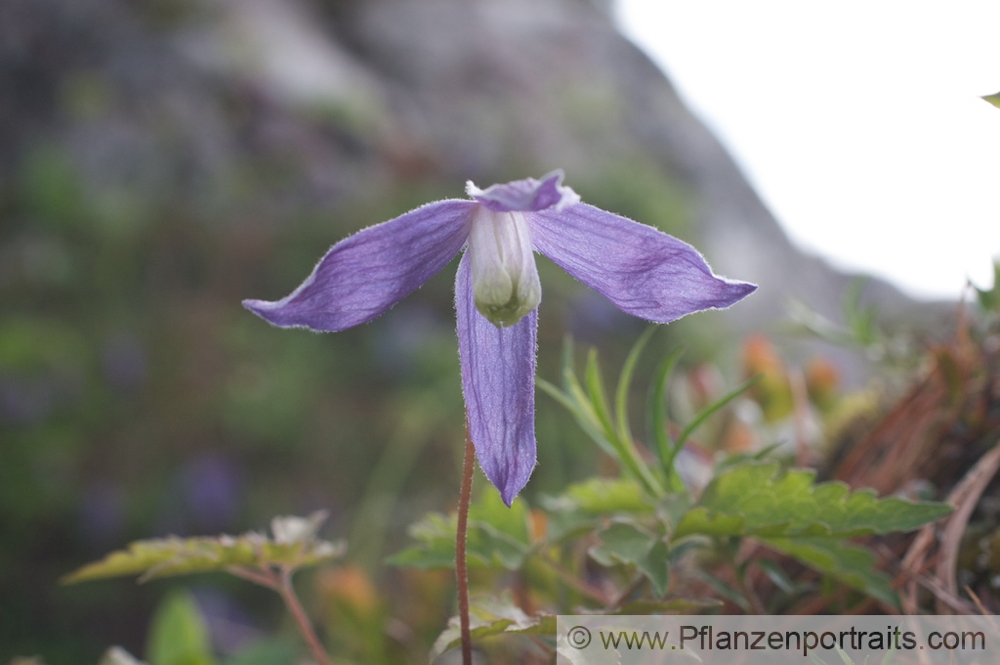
[0,0,951,659]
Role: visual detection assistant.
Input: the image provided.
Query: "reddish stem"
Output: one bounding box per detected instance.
[278,567,333,665]
[229,565,332,665]
[457,430,476,665]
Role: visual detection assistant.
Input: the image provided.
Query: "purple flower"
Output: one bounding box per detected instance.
[244,171,755,505]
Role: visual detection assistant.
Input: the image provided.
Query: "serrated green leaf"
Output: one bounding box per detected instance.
[146,591,216,665]
[541,509,597,545]
[589,520,669,596]
[470,524,532,570]
[761,536,898,609]
[674,463,952,539]
[63,513,344,583]
[386,493,532,571]
[541,478,656,543]
[430,593,555,661]
[384,544,455,570]
[469,487,531,547]
[385,512,461,569]
[545,478,652,514]
[589,521,654,567]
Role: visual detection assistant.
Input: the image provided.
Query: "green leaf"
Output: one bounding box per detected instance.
[585,346,662,495]
[386,492,533,571]
[541,477,654,543]
[469,486,531,547]
[384,513,459,569]
[545,477,652,514]
[761,536,898,609]
[468,525,532,570]
[584,348,616,441]
[973,260,1000,312]
[589,521,654,567]
[589,520,669,597]
[983,91,1000,109]
[146,591,216,665]
[430,593,555,661]
[63,512,344,583]
[674,463,952,539]
[544,339,662,495]
[642,539,670,597]
[656,493,694,535]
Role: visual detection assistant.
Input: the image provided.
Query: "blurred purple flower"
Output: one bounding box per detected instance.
[79,483,126,547]
[244,171,755,504]
[183,453,242,530]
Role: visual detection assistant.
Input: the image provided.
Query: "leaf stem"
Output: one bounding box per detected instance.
[229,565,332,665]
[277,567,333,665]
[227,565,280,591]
[457,428,476,665]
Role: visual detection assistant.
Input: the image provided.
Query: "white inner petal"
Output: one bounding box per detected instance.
[467,207,541,327]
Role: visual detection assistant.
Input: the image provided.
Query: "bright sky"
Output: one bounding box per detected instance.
[615,0,1000,300]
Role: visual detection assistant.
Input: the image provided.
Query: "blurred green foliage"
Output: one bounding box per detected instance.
[1,135,458,659]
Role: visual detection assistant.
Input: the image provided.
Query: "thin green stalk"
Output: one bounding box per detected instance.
[584,348,661,495]
[648,347,684,491]
[674,375,760,450]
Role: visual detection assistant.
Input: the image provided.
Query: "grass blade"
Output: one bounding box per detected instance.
[647,347,684,489]
[614,327,655,446]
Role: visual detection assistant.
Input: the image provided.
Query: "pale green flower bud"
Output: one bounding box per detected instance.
[467,206,541,327]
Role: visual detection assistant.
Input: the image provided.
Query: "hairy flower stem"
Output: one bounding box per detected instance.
[457,429,476,665]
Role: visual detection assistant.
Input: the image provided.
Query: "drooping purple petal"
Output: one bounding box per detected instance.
[466,169,580,213]
[529,204,756,323]
[455,251,537,506]
[244,200,475,331]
